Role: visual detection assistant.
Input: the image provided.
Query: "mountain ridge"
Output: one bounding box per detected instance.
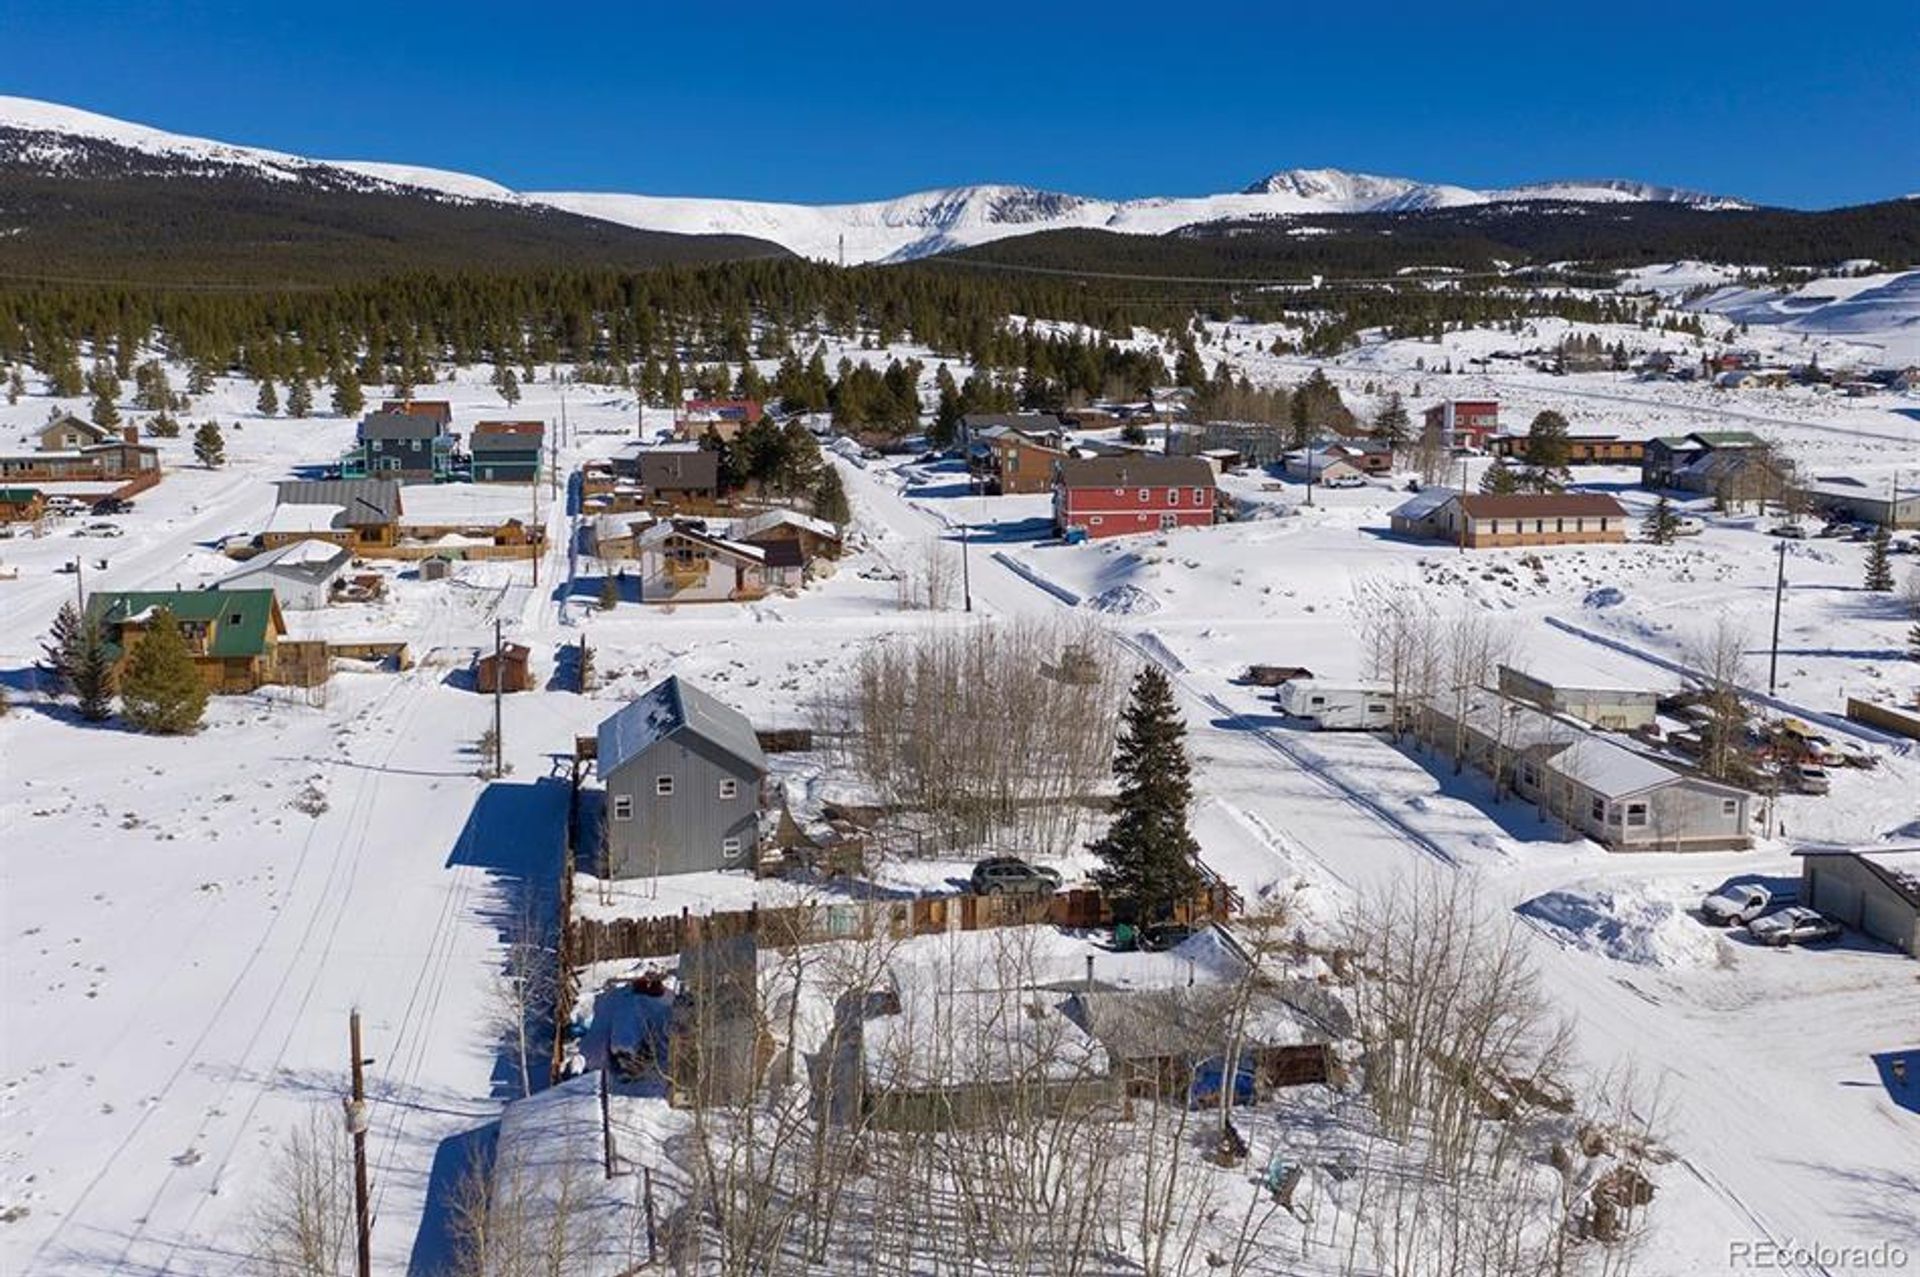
[0,95,1770,267]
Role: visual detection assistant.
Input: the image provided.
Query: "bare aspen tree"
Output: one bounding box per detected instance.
[815,618,1128,857]
[492,897,558,1099]
[1688,615,1750,782]
[246,1105,356,1277]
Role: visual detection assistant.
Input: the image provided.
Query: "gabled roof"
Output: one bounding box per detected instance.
[638,521,765,562]
[1055,455,1216,489]
[274,479,403,526]
[1687,430,1767,448]
[379,399,453,424]
[472,419,544,447]
[0,486,44,502]
[86,588,283,660]
[39,414,111,445]
[596,675,767,781]
[634,449,720,490]
[1792,844,1920,909]
[732,508,843,542]
[218,538,352,588]
[358,411,443,442]
[1388,487,1458,521]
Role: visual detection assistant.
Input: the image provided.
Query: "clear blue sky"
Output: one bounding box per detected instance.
[5,0,1915,208]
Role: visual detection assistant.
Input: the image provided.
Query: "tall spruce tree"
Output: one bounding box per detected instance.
[1643,494,1679,544]
[330,370,364,416]
[41,601,84,694]
[255,379,279,416]
[119,609,207,734]
[812,464,850,526]
[1525,409,1572,490]
[1480,459,1521,495]
[1865,524,1894,592]
[286,377,313,418]
[1089,665,1202,922]
[1372,391,1410,451]
[67,609,115,721]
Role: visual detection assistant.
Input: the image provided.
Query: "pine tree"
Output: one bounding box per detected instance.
[1479,459,1521,494]
[1865,524,1894,592]
[187,362,216,395]
[1643,494,1679,544]
[1372,391,1410,451]
[812,464,850,526]
[1525,409,1572,489]
[494,364,521,406]
[330,371,364,417]
[68,610,116,721]
[1088,665,1202,923]
[286,377,313,418]
[90,381,120,429]
[256,379,279,416]
[193,420,226,468]
[40,601,84,694]
[146,412,181,439]
[119,609,207,735]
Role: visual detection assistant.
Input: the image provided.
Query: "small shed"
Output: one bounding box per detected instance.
[475,641,533,693]
[419,554,455,581]
[0,486,47,523]
[1795,844,1920,958]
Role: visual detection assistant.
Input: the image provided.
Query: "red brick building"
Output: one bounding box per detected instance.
[1422,400,1500,451]
[1053,456,1218,540]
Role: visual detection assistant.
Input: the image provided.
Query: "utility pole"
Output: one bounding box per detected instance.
[530,476,540,592]
[960,518,972,613]
[345,1010,372,1277]
[1768,539,1788,694]
[74,553,85,612]
[1456,454,1470,553]
[493,618,505,777]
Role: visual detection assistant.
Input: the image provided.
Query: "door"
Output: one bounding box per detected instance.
[1158,512,1179,531]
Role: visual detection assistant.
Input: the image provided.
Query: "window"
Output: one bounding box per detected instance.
[1158,512,1178,530]
[722,836,742,856]
[1721,798,1738,816]
[719,778,738,799]
[1626,803,1649,827]
[1138,488,1150,502]
[655,776,674,796]
[1367,703,1387,714]
[1520,761,1538,787]
[1167,489,1178,505]
[1590,796,1606,823]
[1089,516,1103,526]
[612,795,633,821]
[1193,487,1207,504]
[1309,695,1326,706]
[1555,518,1564,533]
[1535,520,1544,534]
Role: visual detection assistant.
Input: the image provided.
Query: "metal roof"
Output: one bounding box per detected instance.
[217,539,352,589]
[1055,455,1217,489]
[87,588,282,660]
[274,479,403,526]
[1454,493,1626,520]
[596,675,767,781]
[358,412,443,441]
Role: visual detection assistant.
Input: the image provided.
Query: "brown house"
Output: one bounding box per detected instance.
[86,589,288,693]
[0,430,160,485]
[982,429,1069,495]
[36,415,114,452]
[1490,433,1647,465]
[1390,491,1627,549]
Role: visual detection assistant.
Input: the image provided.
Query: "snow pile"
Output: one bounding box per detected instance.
[1085,582,1163,615]
[1518,885,1727,969]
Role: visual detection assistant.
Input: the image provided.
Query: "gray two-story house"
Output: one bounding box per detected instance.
[342,412,456,482]
[596,675,768,877]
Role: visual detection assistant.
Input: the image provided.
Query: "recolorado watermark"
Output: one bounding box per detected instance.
[1729,1238,1909,1269]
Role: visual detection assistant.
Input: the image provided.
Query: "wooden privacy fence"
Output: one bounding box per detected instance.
[570,881,1240,966]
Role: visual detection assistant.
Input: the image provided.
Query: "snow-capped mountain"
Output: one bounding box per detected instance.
[0,95,1756,266]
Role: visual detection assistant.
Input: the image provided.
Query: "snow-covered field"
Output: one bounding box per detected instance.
[3,319,1918,1275]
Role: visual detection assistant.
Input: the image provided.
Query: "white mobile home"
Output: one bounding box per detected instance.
[1275,681,1398,731]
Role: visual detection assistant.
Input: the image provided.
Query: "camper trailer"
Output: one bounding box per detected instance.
[1275,681,1397,731]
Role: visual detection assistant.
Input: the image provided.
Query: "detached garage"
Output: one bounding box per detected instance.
[1795,845,1920,958]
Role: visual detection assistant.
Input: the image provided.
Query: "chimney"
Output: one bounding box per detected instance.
[123,425,139,445]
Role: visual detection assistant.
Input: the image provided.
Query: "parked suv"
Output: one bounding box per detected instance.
[970,857,1063,897]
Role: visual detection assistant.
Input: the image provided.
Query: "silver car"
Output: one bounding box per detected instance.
[1747,906,1841,947]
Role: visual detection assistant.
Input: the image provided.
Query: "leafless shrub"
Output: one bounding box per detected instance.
[246,1105,355,1277]
[895,536,960,611]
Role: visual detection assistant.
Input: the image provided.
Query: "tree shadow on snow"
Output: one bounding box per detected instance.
[408,1121,497,1276]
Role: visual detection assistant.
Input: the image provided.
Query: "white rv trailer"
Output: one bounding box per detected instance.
[1275,681,1398,731]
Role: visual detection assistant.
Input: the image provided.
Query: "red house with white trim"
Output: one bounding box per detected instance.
[1422,400,1500,451]
[1052,455,1218,540]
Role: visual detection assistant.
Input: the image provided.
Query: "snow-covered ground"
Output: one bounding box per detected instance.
[3,325,1918,1274]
